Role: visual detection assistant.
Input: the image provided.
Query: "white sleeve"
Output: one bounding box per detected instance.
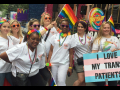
[70,34,77,48]
[6,44,21,62]
[115,37,120,49]
[92,39,99,51]
[48,34,56,46]
[10,36,20,45]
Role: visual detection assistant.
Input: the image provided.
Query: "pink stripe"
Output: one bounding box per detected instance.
[85,68,120,77]
[84,56,120,65]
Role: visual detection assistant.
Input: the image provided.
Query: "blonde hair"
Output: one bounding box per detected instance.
[40,12,51,26]
[27,19,39,31]
[93,21,112,45]
[8,19,23,38]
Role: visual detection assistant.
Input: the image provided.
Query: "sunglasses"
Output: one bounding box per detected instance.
[44,17,51,20]
[31,24,40,28]
[11,24,20,28]
[61,25,69,28]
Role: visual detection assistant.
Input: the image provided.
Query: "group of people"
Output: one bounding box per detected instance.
[0,11,120,86]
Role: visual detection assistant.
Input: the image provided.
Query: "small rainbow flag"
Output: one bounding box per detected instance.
[58,4,78,29]
[107,15,116,36]
[49,70,57,86]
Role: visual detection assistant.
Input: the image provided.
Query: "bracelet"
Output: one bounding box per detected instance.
[57,28,60,32]
[69,67,72,69]
[44,28,47,32]
[44,27,48,31]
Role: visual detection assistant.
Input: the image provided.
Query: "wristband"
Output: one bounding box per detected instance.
[69,67,72,69]
[46,63,52,66]
[57,28,60,32]
[44,28,47,32]
[44,27,48,31]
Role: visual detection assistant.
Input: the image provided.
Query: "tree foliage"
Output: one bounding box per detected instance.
[0,4,29,17]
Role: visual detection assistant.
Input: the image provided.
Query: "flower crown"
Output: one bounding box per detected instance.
[27,29,41,38]
[0,19,9,26]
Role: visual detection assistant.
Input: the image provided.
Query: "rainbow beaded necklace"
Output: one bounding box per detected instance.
[59,30,71,47]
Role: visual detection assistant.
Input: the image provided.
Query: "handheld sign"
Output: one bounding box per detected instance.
[83,51,120,83]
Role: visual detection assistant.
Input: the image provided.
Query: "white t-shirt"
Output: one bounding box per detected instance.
[0,36,20,73]
[73,33,94,63]
[92,36,120,52]
[49,33,76,65]
[39,26,58,57]
[39,38,46,69]
[6,42,45,77]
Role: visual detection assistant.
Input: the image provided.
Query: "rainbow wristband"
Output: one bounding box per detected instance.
[44,27,48,31]
[46,63,52,66]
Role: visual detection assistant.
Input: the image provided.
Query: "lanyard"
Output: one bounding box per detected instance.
[27,44,37,64]
[59,34,67,47]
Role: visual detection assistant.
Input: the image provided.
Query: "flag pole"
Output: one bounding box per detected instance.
[55,4,66,21]
[49,70,57,86]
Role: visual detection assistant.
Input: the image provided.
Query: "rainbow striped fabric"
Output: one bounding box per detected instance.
[107,15,116,36]
[58,4,78,29]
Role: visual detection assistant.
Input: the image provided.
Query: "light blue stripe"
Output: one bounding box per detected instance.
[83,51,120,60]
[85,74,120,83]
[60,12,65,18]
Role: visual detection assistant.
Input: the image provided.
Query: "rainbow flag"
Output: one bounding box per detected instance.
[49,70,57,86]
[107,15,116,36]
[49,77,57,86]
[58,4,78,29]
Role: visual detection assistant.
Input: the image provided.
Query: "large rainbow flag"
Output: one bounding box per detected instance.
[58,4,78,29]
[107,15,116,36]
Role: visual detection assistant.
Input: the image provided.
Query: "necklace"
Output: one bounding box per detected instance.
[59,30,71,47]
[27,44,37,64]
[59,30,71,38]
[78,33,86,45]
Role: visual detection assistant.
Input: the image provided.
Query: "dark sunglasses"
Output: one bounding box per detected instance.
[44,17,51,20]
[11,24,20,28]
[31,24,40,28]
[61,25,69,28]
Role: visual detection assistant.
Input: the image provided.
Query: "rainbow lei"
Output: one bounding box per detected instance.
[59,30,71,47]
[0,19,7,26]
[27,29,41,38]
[59,30,71,38]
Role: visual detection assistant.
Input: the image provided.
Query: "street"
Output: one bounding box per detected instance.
[66,69,97,86]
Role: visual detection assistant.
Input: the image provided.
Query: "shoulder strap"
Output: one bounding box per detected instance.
[44,29,51,42]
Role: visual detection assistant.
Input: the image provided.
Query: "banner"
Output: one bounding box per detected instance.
[89,7,106,31]
[10,11,17,20]
[83,50,120,83]
[17,8,29,21]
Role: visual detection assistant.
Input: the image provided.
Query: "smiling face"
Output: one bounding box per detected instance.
[102,23,111,36]
[11,21,20,34]
[77,23,86,34]
[31,21,40,30]
[27,32,40,49]
[43,15,51,26]
[0,22,10,35]
[60,21,69,33]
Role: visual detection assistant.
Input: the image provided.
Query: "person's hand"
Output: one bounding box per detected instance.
[111,48,118,52]
[47,66,51,71]
[67,68,72,77]
[52,21,57,28]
